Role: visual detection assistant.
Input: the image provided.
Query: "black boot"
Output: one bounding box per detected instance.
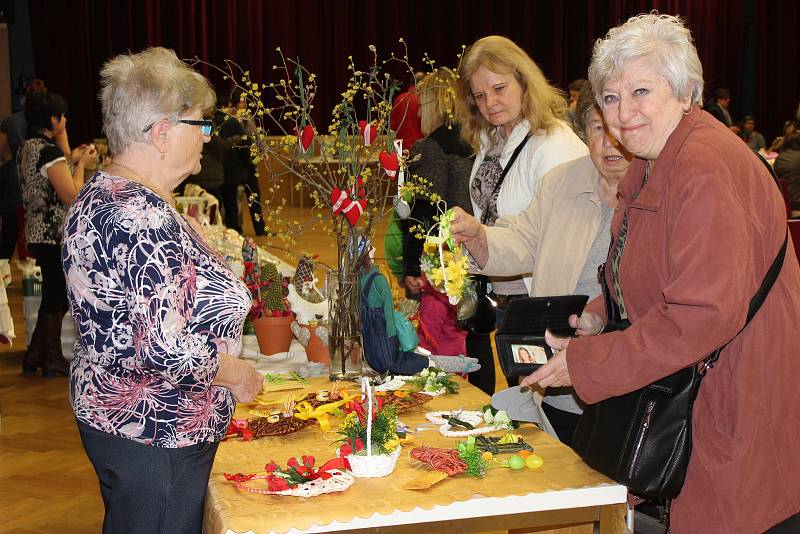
[40,312,68,378]
[22,317,46,373]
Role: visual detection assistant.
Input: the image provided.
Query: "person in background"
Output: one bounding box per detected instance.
[451,82,632,445]
[385,72,426,296]
[18,92,96,376]
[521,14,800,532]
[390,71,425,149]
[0,79,48,261]
[740,114,767,152]
[705,87,737,131]
[1,79,48,154]
[182,107,229,202]
[402,67,473,357]
[774,133,800,215]
[768,120,796,153]
[0,139,20,263]
[455,35,588,395]
[62,47,262,533]
[565,78,588,130]
[218,89,266,236]
[383,210,407,294]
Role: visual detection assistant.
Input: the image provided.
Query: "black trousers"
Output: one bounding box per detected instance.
[220,178,265,235]
[466,332,495,396]
[78,422,220,534]
[28,243,67,313]
[0,211,18,259]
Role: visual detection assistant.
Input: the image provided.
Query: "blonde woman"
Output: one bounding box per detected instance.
[456,36,587,393]
[401,67,474,357]
[403,68,472,292]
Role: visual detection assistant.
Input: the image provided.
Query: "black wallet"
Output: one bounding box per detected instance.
[495,294,589,377]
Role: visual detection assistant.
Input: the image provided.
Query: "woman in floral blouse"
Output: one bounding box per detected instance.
[61,47,262,533]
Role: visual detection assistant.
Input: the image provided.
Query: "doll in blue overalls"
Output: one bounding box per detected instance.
[358,240,480,375]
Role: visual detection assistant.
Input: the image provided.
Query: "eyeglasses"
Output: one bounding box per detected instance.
[178,119,213,136]
[143,119,213,136]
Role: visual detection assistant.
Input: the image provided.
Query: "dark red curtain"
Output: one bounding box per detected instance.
[755,1,800,141]
[28,0,794,144]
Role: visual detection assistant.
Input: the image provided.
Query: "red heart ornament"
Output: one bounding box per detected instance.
[342,198,367,226]
[358,120,378,146]
[379,151,399,179]
[331,187,350,214]
[355,176,365,199]
[330,187,366,226]
[298,124,314,152]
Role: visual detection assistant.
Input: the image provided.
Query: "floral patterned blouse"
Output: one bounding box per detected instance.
[62,172,252,448]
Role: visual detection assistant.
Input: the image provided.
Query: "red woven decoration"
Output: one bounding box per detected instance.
[410,446,468,476]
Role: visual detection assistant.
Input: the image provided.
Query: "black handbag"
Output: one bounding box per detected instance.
[572,231,788,499]
[459,133,532,335]
[459,274,496,334]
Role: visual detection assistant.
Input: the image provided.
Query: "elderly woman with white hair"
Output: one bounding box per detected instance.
[61,47,262,533]
[522,14,800,533]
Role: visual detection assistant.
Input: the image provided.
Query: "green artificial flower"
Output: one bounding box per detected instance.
[439,208,456,251]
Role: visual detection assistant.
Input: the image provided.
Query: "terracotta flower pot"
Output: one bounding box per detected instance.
[252,315,294,356]
[305,324,329,364]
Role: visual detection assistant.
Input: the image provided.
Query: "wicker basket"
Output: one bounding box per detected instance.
[345,446,401,478]
[341,377,402,478]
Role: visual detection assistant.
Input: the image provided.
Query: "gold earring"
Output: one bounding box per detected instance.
[160,151,166,160]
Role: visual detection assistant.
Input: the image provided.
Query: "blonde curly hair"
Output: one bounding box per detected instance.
[456,36,567,152]
[416,67,459,137]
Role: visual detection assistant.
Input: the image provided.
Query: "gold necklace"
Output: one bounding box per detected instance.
[108,162,175,207]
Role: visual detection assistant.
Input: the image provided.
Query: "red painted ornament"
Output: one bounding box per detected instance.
[358,120,378,146]
[379,151,399,179]
[298,124,314,152]
[330,187,366,226]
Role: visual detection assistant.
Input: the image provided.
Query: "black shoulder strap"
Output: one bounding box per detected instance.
[482,133,532,224]
[361,271,380,299]
[702,229,788,372]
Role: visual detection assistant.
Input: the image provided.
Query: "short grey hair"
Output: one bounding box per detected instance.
[588,13,704,107]
[573,82,600,142]
[99,47,215,154]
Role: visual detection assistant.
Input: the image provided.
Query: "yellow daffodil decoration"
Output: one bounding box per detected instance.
[419,203,477,314]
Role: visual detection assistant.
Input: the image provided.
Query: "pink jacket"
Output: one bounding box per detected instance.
[417,280,466,356]
[569,109,800,533]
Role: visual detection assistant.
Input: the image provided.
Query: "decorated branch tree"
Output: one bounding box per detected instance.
[200,41,435,379]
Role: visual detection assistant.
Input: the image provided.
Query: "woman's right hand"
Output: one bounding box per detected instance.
[214,354,263,403]
[449,207,482,244]
[450,207,490,268]
[569,312,605,336]
[229,362,263,403]
[79,145,98,166]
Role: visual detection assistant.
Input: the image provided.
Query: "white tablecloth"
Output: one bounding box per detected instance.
[239,335,326,377]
